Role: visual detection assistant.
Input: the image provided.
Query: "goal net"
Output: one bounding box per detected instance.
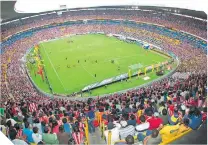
[128,63,143,76]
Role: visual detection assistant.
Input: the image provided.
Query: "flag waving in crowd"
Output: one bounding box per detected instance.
[37,65,44,81]
[32,45,45,81]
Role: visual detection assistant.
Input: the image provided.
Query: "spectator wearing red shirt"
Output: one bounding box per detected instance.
[202,107,207,122]
[39,113,49,124]
[58,111,64,118]
[190,98,198,107]
[198,96,203,108]
[147,112,163,130]
[52,120,59,134]
[12,103,18,116]
[145,115,152,122]
[167,101,174,116]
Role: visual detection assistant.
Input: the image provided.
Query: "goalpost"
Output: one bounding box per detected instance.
[128,61,169,79]
[128,63,143,79]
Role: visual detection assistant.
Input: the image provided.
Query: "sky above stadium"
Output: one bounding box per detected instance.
[14,0,208,13]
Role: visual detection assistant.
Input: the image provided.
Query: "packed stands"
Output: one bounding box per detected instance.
[0,7,207,145]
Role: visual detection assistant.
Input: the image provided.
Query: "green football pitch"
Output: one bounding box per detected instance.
[27,34,172,96]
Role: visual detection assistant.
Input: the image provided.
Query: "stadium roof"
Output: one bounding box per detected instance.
[1,0,207,22]
[14,0,208,13]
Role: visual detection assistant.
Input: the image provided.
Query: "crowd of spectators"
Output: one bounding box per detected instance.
[1,72,207,145]
[1,9,207,39]
[0,9,207,145]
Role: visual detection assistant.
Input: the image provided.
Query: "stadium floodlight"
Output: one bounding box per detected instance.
[14,0,208,13]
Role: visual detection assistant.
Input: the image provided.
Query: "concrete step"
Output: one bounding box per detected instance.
[88,128,106,145]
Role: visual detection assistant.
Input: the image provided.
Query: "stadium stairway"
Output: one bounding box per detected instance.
[89,128,106,145]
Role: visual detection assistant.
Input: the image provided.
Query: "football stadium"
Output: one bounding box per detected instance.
[28,34,174,96]
[0,1,207,145]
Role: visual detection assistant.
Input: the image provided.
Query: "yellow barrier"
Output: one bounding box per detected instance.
[159,128,192,145]
[108,131,112,145]
[84,119,90,145]
[99,114,102,130]
[84,140,88,145]
[102,121,105,139]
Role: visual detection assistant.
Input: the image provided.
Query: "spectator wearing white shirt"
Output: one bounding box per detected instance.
[158,102,166,115]
[119,121,135,140]
[33,118,42,134]
[32,127,42,144]
[135,115,150,133]
[6,114,16,126]
[104,121,121,145]
[136,115,152,142]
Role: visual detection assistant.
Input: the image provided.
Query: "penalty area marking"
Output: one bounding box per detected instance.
[40,43,67,92]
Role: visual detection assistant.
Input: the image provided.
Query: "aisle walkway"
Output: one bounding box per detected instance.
[88,128,106,145]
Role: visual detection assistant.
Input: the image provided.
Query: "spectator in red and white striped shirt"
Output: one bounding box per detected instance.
[14,123,24,140]
[72,126,84,145]
[29,103,38,114]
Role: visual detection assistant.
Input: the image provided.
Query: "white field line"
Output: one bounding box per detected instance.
[80,64,97,81]
[41,43,67,91]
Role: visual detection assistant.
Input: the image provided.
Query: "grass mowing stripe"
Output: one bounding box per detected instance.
[41,43,67,92]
